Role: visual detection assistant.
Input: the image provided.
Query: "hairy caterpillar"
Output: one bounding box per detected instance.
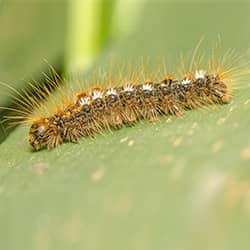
[1,47,248,151]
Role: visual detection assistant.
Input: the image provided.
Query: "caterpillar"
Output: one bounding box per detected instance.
[1,47,249,151]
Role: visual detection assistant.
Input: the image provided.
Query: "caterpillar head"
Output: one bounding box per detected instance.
[28,117,49,150]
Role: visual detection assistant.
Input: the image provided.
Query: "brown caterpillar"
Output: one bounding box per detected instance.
[29,70,229,150]
[1,48,248,151]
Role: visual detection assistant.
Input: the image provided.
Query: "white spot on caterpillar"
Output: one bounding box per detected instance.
[181,78,192,85]
[123,84,134,92]
[142,83,153,91]
[79,96,90,105]
[106,88,117,96]
[92,89,103,100]
[195,69,206,80]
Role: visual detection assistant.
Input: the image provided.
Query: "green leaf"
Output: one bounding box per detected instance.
[1,1,250,250]
[0,0,66,106]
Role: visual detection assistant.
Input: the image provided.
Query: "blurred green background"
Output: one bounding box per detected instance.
[0,0,250,250]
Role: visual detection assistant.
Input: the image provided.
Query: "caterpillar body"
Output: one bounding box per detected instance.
[29,70,230,150]
[2,48,248,151]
